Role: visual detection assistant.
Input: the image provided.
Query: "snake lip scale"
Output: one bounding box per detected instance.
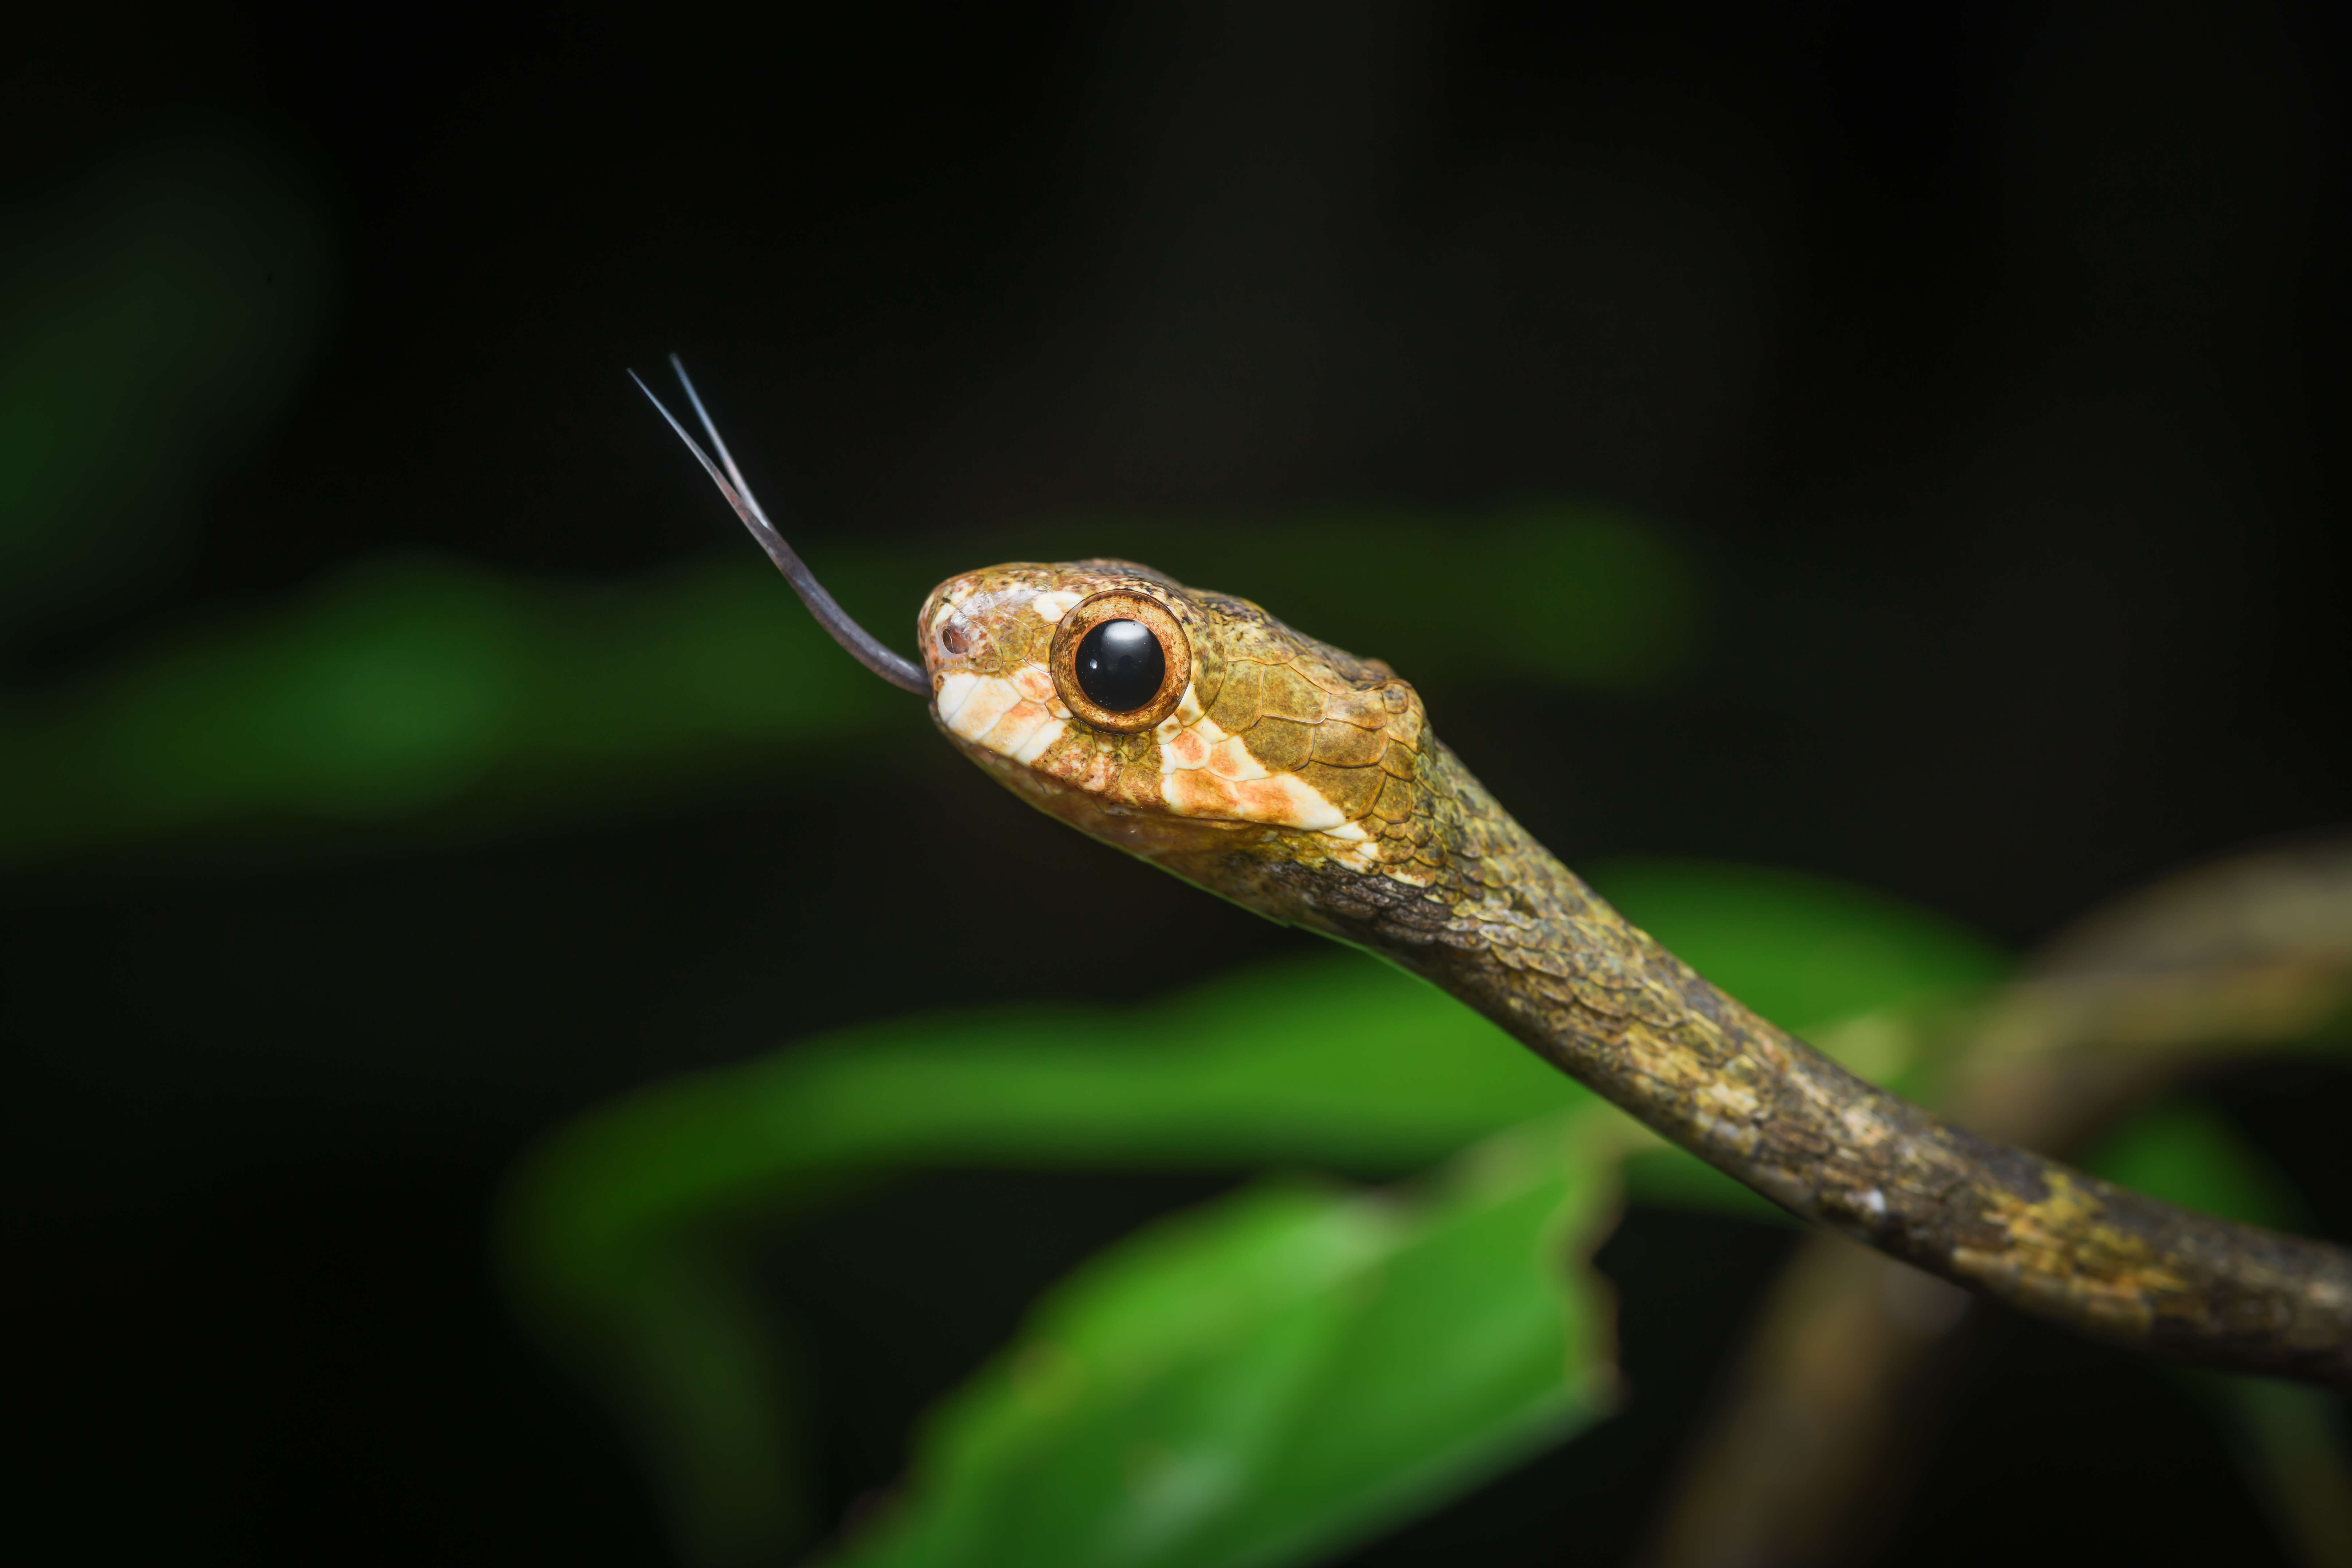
[640,358,2352,1388]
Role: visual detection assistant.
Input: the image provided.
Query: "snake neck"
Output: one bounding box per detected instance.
[1192,740,1876,1192]
[1161,741,2352,1387]
[917,555,2352,1386]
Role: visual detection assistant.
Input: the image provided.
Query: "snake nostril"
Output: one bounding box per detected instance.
[939,622,972,657]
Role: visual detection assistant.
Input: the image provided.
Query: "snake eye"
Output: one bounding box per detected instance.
[1074,620,1163,711]
[1050,590,1191,733]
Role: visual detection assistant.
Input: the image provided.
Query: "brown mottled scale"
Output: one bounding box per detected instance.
[920,559,2352,1389]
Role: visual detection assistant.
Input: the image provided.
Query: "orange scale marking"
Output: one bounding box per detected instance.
[1165,769,1240,817]
[953,679,1020,740]
[1206,735,1263,780]
[1234,775,1343,829]
[1163,726,1211,770]
[987,701,1055,755]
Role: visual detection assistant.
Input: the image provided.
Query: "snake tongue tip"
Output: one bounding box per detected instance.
[638,356,931,698]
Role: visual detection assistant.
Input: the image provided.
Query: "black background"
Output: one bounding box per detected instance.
[5,3,2347,1563]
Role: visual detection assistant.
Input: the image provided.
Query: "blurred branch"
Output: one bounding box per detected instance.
[1642,837,2352,1568]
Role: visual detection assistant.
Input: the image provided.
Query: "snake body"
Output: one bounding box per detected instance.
[920,558,2352,1386]
[630,357,2351,1386]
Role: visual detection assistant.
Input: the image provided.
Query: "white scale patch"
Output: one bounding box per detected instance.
[939,668,1068,765]
[1012,717,1068,763]
[944,645,1380,860]
[934,670,978,724]
[1153,704,1369,842]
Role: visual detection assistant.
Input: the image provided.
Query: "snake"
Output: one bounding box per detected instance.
[636,358,2352,1389]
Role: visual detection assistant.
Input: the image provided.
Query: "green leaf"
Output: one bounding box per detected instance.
[825,1113,1624,1568]
[2079,1097,2307,1232]
[510,862,2002,1367]
[506,952,1570,1311]
[500,861,2005,1562]
[503,951,1564,1564]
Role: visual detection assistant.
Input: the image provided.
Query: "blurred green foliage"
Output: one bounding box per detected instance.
[2082,1097,2307,1232]
[1009,505,1699,689]
[499,833,2352,1568]
[499,858,2010,1566]
[0,503,1694,866]
[0,555,887,859]
[831,1115,1622,1568]
[5,160,2340,1562]
[1587,859,2007,1060]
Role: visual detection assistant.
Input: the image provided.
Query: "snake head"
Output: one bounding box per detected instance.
[918,560,1439,889]
[631,357,1443,919]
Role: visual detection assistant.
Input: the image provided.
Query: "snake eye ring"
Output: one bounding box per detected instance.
[1049,590,1191,733]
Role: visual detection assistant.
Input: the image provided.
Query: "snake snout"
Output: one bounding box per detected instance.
[924,603,986,678]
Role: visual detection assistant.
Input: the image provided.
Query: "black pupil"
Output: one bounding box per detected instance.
[1074,619,1165,712]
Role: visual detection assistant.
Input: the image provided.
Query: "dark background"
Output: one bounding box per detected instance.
[5,2,2346,1563]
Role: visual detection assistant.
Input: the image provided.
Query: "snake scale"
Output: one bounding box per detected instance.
[639,360,2352,1389]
